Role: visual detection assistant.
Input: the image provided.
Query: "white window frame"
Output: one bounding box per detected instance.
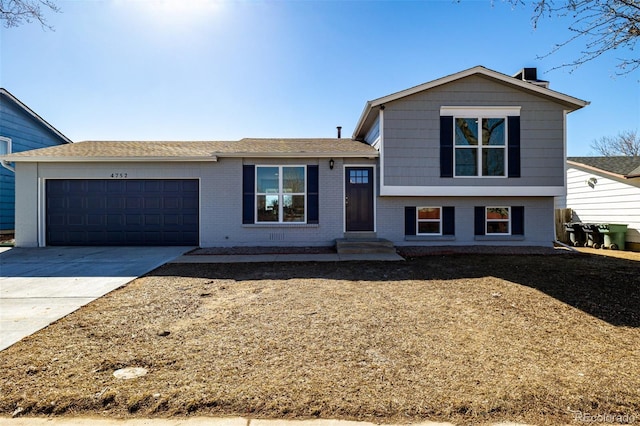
[255,165,307,224]
[416,206,442,235]
[0,136,11,155]
[453,116,507,178]
[486,206,511,235]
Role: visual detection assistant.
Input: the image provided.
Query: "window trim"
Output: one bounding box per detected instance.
[416,206,442,236]
[255,165,307,224]
[440,106,520,179]
[0,136,11,155]
[486,206,511,235]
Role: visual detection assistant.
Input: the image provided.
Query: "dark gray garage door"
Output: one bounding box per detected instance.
[46,179,199,246]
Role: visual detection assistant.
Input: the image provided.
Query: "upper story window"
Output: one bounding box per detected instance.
[256,166,306,223]
[440,106,521,179]
[0,137,11,156]
[455,117,505,177]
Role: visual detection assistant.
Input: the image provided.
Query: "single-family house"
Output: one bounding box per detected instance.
[0,88,72,235]
[1,66,588,248]
[564,156,640,251]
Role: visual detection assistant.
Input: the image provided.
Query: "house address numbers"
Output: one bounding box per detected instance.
[110,173,128,178]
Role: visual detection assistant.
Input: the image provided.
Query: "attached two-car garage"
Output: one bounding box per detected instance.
[46,179,199,246]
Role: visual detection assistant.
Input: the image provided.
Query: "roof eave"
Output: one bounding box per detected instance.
[3,156,220,163]
[567,160,627,180]
[352,101,374,140]
[220,152,379,158]
[0,88,73,145]
[3,151,379,162]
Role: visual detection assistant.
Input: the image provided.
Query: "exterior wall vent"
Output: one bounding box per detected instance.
[269,232,285,241]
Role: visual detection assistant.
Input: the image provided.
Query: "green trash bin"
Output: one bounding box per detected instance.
[597,224,628,250]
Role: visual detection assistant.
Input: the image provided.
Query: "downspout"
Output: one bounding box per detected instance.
[1,160,14,173]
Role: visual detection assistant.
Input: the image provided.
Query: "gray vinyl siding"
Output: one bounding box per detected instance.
[382,75,567,187]
[14,157,376,247]
[376,195,556,246]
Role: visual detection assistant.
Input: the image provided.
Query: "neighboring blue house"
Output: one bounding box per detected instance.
[0,88,72,234]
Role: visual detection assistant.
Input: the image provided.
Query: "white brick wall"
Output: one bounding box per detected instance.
[14,159,554,247]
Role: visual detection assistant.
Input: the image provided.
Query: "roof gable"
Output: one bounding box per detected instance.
[0,88,72,145]
[353,66,589,139]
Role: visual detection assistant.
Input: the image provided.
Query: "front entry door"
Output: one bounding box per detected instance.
[345,167,374,232]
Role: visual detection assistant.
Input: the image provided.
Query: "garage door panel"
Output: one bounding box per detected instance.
[144,214,162,226]
[67,180,86,192]
[183,214,198,225]
[87,215,104,226]
[87,196,105,209]
[182,180,198,192]
[145,197,162,209]
[125,181,144,192]
[87,180,104,190]
[67,197,84,210]
[46,179,199,246]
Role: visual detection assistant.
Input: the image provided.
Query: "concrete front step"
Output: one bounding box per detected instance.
[335,238,396,254]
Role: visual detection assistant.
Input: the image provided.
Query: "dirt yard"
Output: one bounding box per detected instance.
[1,250,639,425]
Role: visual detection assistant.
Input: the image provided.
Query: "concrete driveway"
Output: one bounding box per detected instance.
[0,246,192,351]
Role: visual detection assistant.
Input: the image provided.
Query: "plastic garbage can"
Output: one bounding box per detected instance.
[564,222,585,246]
[597,224,628,250]
[581,223,604,249]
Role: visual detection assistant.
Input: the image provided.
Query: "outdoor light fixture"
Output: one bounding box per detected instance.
[329,159,334,170]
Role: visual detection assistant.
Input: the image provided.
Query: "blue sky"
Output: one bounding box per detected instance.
[1,0,638,155]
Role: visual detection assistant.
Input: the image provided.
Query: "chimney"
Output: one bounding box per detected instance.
[337,126,342,139]
[523,67,537,81]
[513,67,549,88]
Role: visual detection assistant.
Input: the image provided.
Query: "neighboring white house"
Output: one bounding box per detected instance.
[565,157,640,251]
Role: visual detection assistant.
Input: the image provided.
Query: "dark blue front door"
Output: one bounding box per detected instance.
[46,179,199,246]
[345,167,374,232]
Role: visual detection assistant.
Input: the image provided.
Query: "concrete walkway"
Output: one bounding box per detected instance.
[171,252,404,263]
[0,246,192,351]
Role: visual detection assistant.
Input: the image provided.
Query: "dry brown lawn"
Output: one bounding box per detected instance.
[1,250,639,425]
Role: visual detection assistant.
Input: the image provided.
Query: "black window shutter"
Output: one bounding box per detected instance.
[442,206,455,235]
[440,116,454,178]
[242,165,255,224]
[512,206,525,235]
[404,206,416,236]
[307,165,319,224]
[508,116,521,178]
[474,206,486,236]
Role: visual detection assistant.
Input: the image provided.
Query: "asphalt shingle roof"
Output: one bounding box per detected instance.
[568,156,640,178]
[2,138,378,161]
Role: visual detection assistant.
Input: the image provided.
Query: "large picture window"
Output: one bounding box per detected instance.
[454,117,506,177]
[256,166,306,223]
